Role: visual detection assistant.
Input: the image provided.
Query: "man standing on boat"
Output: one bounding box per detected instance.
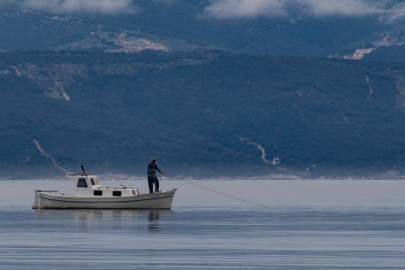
[147,158,164,193]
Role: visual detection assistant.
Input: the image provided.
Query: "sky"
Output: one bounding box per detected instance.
[203,0,401,19]
[2,0,405,21]
[2,0,136,14]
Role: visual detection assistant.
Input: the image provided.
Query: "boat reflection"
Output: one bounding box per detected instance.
[148,211,160,231]
[34,209,173,231]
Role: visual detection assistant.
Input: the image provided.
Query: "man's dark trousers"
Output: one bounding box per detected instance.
[148,176,159,193]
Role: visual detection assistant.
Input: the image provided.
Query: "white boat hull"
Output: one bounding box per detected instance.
[38,189,176,209]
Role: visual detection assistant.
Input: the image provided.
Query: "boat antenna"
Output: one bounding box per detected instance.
[81,164,87,175]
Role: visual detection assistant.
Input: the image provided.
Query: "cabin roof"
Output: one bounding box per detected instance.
[67,174,97,176]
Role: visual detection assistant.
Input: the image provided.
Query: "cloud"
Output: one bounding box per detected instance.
[385,2,405,22]
[300,0,378,16]
[20,0,136,14]
[205,0,286,19]
[204,0,384,19]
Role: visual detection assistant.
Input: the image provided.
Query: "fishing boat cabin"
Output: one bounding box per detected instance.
[68,174,139,197]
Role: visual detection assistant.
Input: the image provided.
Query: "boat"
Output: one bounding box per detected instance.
[32,169,177,210]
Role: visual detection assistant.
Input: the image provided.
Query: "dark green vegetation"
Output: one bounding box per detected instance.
[1,51,405,179]
[2,1,405,60]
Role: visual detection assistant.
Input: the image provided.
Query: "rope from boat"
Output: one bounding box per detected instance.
[163,175,274,210]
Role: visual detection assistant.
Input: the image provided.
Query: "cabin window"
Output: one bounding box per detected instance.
[113,191,121,196]
[90,178,95,185]
[94,190,102,196]
[77,178,88,187]
[94,178,100,185]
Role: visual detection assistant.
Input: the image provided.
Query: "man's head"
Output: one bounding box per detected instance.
[151,158,156,164]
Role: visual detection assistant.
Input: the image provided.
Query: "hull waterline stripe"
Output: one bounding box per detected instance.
[40,195,173,204]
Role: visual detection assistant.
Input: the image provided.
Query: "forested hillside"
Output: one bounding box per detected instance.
[1,51,405,179]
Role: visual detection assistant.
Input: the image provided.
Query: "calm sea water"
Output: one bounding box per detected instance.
[0,180,405,269]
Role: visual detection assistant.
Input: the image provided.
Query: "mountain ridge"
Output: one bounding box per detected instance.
[2,51,405,179]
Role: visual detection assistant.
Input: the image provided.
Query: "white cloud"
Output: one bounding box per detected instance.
[204,0,384,18]
[386,2,405,22]
[205,0,286,19]
[21,0,136,14]
[299,0,378,16]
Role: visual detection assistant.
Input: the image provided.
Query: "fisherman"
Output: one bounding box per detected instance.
[147,158,165,193]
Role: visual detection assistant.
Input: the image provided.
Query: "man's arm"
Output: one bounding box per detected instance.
[155,165,164,175]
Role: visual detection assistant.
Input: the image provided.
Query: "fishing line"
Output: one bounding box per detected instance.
[163,174,275,210]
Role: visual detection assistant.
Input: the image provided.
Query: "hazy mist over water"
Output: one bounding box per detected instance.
[1,180,405,269]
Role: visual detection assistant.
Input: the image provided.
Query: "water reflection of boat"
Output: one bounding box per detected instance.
[148,211,160,231]
[34,209,172,231]
[32,171,176,210]
[34,209,173,220]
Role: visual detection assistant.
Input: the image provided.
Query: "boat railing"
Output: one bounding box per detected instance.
[37,190,58,192]
[97,186,135,190]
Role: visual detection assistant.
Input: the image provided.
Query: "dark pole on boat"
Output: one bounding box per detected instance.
[154,170,157,193]
[81,164,87,175]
